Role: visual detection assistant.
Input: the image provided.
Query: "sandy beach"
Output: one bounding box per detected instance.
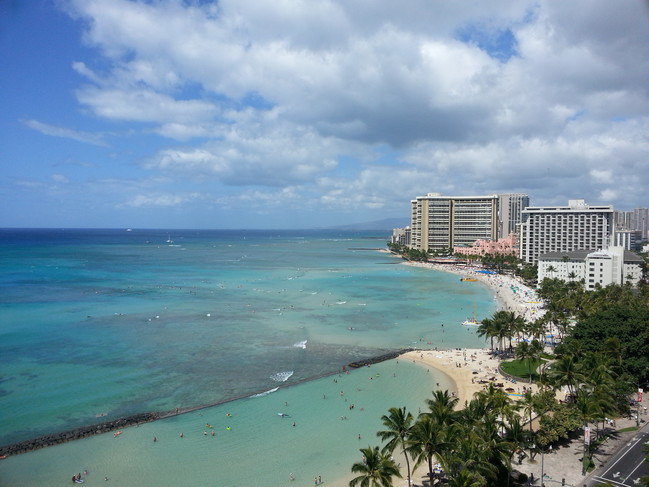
[386,260,648,487]
[402,347,534,407]
[400,260,546,405]
[326,259,546,487]
[404,260,545,322]
[397,262,544,486]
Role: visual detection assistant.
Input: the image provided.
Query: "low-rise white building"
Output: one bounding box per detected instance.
[538,246,643,290]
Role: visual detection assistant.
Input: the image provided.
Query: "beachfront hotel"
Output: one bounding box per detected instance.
[453,232,519,257]
[409,193,528,252]
[410,193,498,251]
[537,246,643,289]
[519,199,614,264]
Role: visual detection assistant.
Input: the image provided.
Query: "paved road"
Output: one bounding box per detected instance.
[587,429,649,487]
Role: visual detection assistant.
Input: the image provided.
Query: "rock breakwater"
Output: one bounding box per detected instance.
[347,348,414,368]
[0,412,160,457]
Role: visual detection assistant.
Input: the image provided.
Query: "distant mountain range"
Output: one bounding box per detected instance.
[329,218,408,231]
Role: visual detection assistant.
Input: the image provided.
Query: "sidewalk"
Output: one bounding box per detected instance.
[520,393,648,486]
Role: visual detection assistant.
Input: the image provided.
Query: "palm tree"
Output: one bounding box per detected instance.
[445,469,484,487]
[515,338,544,382]
[424,389,459,425]
[476,317,497,351]
[547,353,584,397]
[444,421,510,484]
[527,317,547,342]
[581,353,618,430]
[475,382,518,434]
[489,310,525,353]
[574,390,602,474]
[504,416,530,466]
[377,407,414,486]
[407,415,448,483]
[349,446,402,487]
[520,390,536,434]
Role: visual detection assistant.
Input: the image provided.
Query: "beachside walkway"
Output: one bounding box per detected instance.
[522,393,649,487]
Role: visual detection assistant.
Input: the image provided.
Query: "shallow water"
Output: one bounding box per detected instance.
[0,229,494,485]
[1,360,454,487]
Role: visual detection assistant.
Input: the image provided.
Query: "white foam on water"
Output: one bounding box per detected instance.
[293,340,307,349]
[251,387,279,397]
[270,371,294,382]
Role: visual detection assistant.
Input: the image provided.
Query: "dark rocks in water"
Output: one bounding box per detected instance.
[0,412,160,457]
[347,348,413,368]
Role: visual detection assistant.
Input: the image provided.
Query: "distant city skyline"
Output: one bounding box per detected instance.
[1,1,649,229]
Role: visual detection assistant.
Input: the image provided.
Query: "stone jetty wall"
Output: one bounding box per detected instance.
[347,348,413,368]
[1,349,412,458]
[0,412,160,457]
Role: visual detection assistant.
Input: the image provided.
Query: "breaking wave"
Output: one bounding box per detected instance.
[270,371,294,382]
[251,387,279,398]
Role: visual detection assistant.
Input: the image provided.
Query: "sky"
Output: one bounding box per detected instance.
[1,0,648,230]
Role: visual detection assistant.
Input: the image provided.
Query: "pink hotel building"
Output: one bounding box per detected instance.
[453,232,519,256]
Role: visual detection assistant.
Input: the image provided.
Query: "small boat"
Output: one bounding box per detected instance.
[460,277,478,282]
[462,318,481,326]
[462,300,481,326]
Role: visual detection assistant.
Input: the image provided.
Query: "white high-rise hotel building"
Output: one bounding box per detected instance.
[519,199,614,264]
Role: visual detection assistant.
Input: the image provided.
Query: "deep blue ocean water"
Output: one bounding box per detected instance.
[0,228,494,486]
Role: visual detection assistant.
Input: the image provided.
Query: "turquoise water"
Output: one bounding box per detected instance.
[0,229,494,486]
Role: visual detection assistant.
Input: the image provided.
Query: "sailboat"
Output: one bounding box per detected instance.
[462,300,481,326]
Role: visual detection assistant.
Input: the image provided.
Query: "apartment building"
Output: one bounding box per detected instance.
[634,208,649,240]
[410,193,499,251]
[498,193,530,237]
[614,208,648,241]
[391,227,411,246]
[519,199,614,264]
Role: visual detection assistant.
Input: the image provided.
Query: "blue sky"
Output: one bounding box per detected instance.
[1,0,648,229]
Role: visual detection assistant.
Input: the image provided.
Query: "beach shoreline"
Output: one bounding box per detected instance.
[324,257,545,487]
[401,259,545,323]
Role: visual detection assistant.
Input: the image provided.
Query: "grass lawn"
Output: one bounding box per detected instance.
[500,358,542,382]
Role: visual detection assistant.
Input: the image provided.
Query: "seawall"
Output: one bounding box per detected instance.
[347,348,414,368]
[0,412,160,457]
[1,348,413,457]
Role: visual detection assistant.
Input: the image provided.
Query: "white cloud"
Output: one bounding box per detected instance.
[589,169,612,184]
[146,113,343,186]
[75,87,217,124]
[126,192,203,208]
[23,119,108,146]
[50,174,70,184]
[55,0,649,222]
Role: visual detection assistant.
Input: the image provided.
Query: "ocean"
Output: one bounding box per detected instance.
[0,228,494,486]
